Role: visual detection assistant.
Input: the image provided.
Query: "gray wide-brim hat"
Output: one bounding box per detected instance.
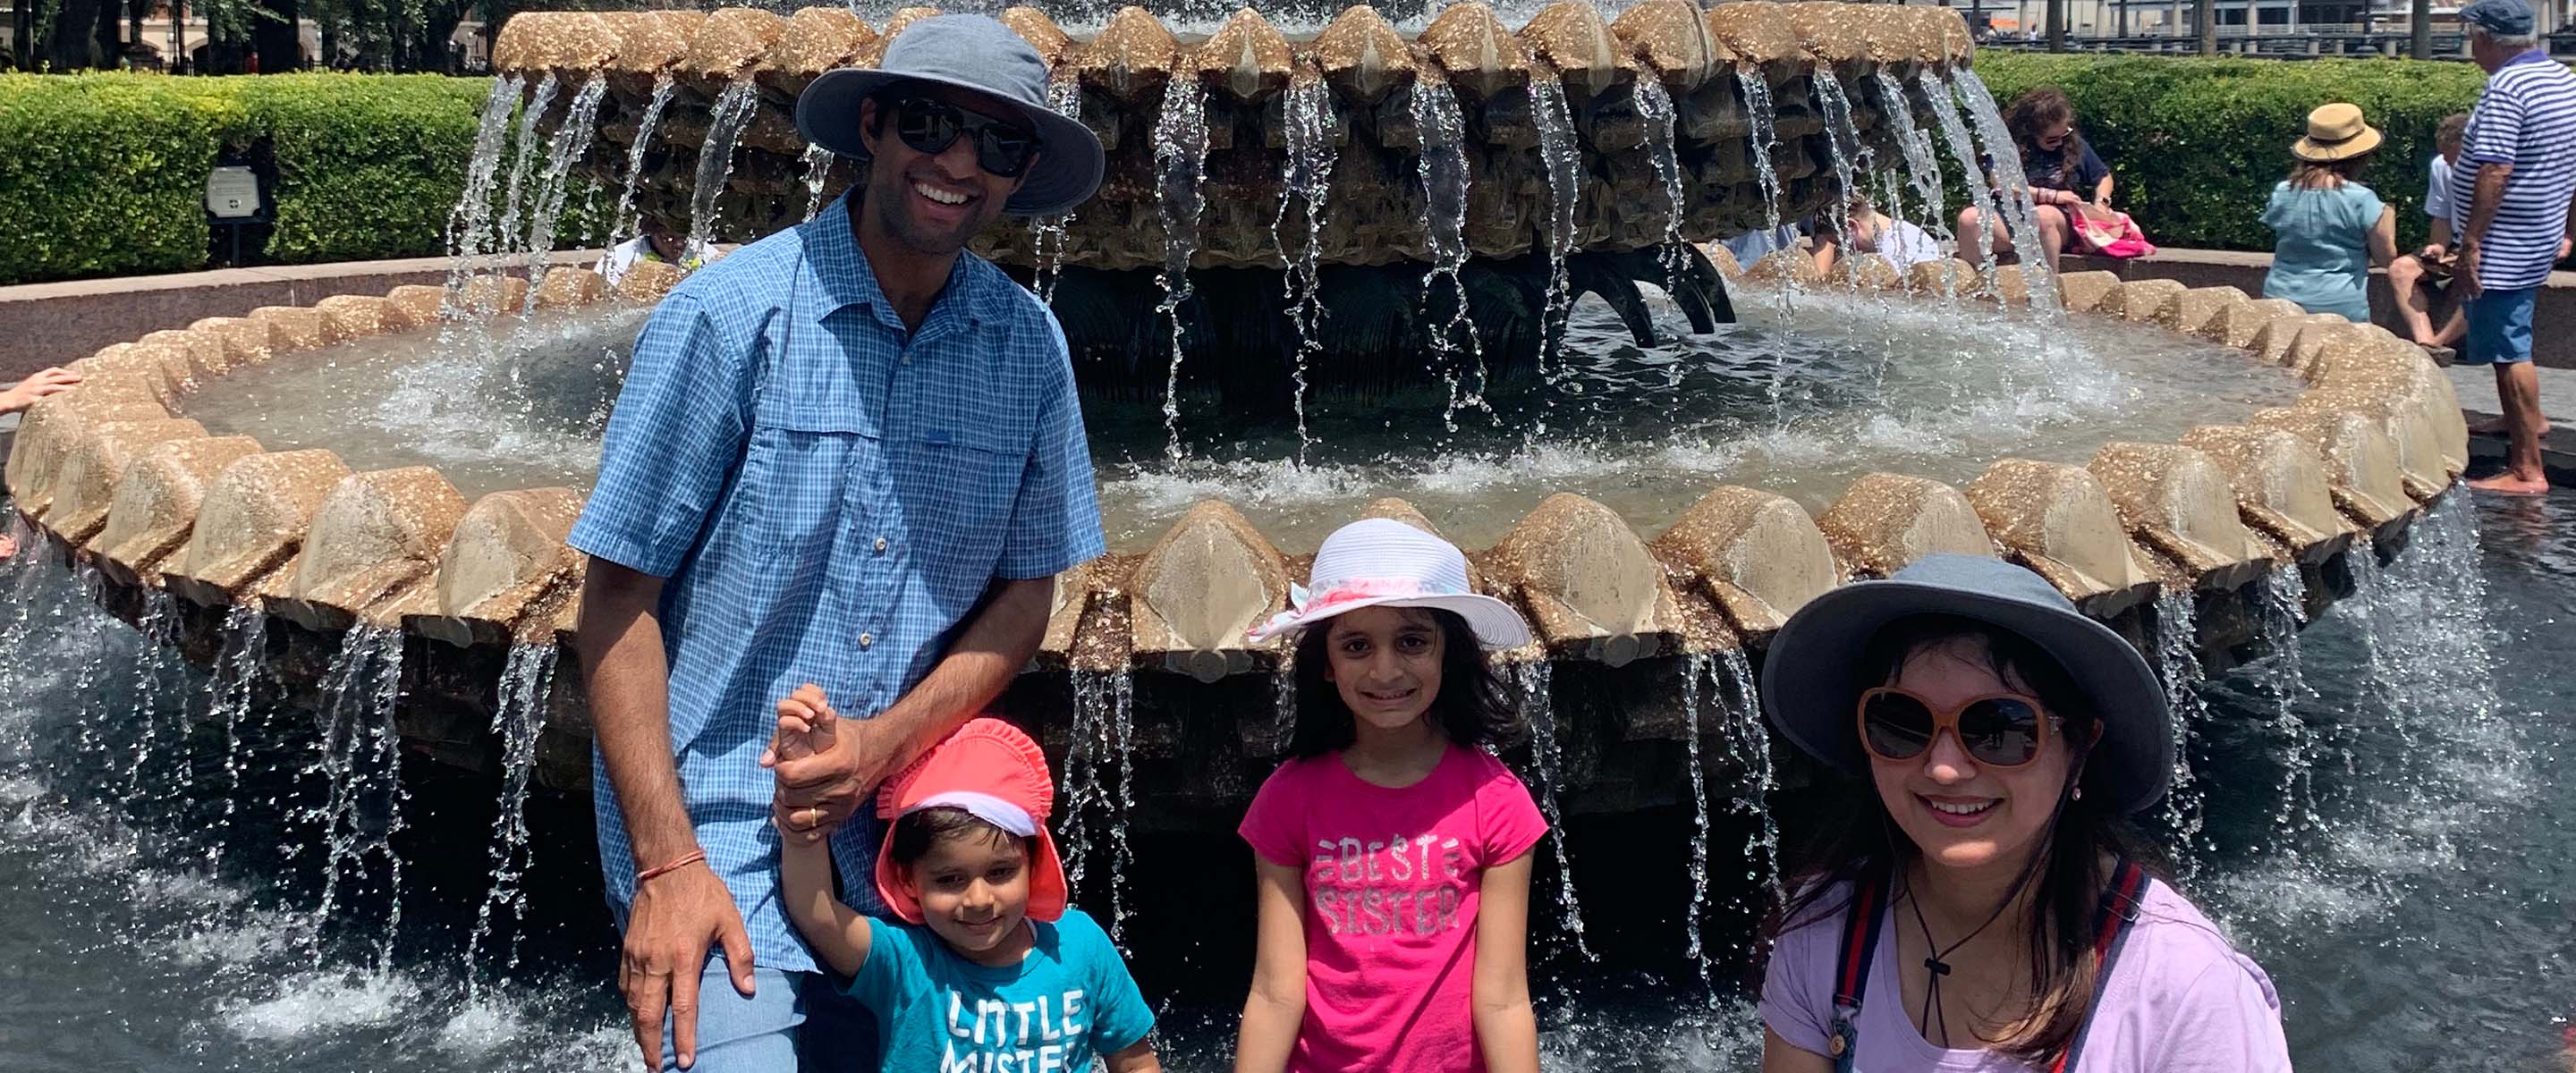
[795,14,1104,217]
[1759,553,2173,816]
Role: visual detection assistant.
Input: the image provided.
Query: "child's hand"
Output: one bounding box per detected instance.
[765,684,842,843]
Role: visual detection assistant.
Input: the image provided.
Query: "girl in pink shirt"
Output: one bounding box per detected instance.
[1232,518,1548,1073]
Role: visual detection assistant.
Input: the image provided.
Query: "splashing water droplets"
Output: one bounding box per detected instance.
[1151,78,1210,465]
[1530,77,1583,392]
[1513,661,1593,959]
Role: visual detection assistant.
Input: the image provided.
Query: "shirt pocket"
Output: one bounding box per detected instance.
[885,417,1027,601]
[731,396,869,561]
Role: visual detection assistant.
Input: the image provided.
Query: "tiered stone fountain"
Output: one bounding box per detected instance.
[1,1,2470,814]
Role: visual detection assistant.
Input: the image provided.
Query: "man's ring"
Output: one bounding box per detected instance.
[800,807,820,831]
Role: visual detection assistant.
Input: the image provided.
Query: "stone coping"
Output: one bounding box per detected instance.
[0,243,2470,700]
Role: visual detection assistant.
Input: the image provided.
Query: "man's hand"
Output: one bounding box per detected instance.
[761,685,889,833]
[0,367,80,415]
[767,685,843,844]
[621,860,756,1072]
[2419,242,2449,262]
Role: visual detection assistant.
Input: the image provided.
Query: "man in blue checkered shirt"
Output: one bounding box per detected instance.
[564,17,1107,1072]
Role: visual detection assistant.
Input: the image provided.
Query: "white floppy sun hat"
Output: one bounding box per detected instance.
[1247,518,1532,649]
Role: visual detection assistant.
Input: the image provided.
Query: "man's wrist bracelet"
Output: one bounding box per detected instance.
[638,849,708,883]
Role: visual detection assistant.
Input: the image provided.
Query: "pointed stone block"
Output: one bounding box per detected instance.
[2055,269,2120,314]
[1784,2,1865,66]
[615,259,687,304]
[1421,3,1530,99]
[89,435,267,587]
[1080,7,1180,101]
[1700,241,1743,279]
[1131,501,1291,682]
[383,284,446,330]
[274,467,470,630]
[2152,285,2249,335]
[1746,248,1823,285]
[313,294,391,340]
[2098,277,2185,324]
[2200,296,2307,349]
[1706,3,1799,68]
[1835,253,1902,291]
[2178,424,2357,562]
[452,275,530,318]
[1818,473,1996,579]
[997,8,1068,68]
[2300,388,2449,502]
[2250,406,2411,529]
[249,304,341,352]
[73,341,196,401]
[188,316,278,367]
[1651,485,1840,637]
[682,8,785,92]
[1964,459,2156,614]
[1037,556,1111,669]
[1315,6,1411,104]
[2303,342,2467,477]
[4,390,170,519]
[758,7,875,98]
[1521,1,1638,97]
[2241,311,2345,366]
[165,449,353,607]
[1494,493,1682,667]
[137,328,233,379]
[1191,8,1292,103]
[1905,258,1975,297]
[1977,265,2033,307]
[411,487,588,647]
[2088,442,2272,591]
[1613,0,1729,90]
[44,418,209,545]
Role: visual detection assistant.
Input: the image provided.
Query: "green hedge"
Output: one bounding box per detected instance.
[0,73,495,284]
[1968,53,2490,251]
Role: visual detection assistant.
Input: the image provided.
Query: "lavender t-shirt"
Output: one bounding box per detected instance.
[1761,880,2292,1072]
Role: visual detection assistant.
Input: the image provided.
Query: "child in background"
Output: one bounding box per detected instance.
[769,694,1161,1073]
[1232,518,1546,1073]
[2391,114,2475,349]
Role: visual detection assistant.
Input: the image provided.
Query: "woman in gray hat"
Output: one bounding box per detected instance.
[1753,555,2291,1072]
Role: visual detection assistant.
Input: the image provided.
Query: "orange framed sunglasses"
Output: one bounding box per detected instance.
[1854,687,2056,768]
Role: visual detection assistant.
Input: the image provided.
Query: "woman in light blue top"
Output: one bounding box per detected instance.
[2260,102,2401,324]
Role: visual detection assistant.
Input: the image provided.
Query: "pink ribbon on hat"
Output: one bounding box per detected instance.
[1250,576,1434,639]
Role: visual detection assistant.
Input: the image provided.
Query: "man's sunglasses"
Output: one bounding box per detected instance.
[887,96,1038,179]
[1855,687,2055,768]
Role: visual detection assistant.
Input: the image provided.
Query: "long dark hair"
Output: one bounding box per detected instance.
[1759,614,2166,1066]
[2288,154,2372,190]
[2004,86,2086,182]
[1286,607,1516,758]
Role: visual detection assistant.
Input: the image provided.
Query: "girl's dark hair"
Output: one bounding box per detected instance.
[2289,154,2373,190]
[886,806,1032,867]
[2004,86,2087,181]
[1286,607,1516,758]
[1758,614,2166,1067]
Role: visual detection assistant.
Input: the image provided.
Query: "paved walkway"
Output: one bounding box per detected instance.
[2450,363,2576,484]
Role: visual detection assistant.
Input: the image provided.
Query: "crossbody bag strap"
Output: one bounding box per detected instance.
[1825,872,1893,1072]
[2050,857,2152,1073]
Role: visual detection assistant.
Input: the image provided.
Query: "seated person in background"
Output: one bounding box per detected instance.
[1958,85,2113,273]
[2259,103,2402,325]
[593,216,690,287]
[1811,196,1944,276]
[1722,222,1806,269]
[2392,113,2572,349]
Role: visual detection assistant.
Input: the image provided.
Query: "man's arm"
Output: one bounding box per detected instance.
[2459,161,2514,296]
[767,575,1055,824]
[576,559,757,1071]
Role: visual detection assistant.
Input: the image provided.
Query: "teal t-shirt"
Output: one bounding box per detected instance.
[846,908,1153,1072]
[2259,179,2383,324]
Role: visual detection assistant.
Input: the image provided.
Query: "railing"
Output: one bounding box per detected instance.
[1979,24,2576,60]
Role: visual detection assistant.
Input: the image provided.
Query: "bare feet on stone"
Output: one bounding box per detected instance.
[2469,472,2550,496]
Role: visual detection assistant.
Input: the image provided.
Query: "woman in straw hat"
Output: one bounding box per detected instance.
[2260,102,2403,325]
[1752,555,2291,1072]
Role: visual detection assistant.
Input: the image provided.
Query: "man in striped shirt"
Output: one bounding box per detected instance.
[2454,0,2576,495]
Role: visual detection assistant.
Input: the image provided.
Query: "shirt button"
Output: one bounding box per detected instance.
[874,536,889,553]
[859,632,875,648]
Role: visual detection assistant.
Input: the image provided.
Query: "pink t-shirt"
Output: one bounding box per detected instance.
[1238,744,1549,1073]
[1761,878,2293,1072]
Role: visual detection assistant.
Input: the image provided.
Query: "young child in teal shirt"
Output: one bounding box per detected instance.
[770,689,1161,1073]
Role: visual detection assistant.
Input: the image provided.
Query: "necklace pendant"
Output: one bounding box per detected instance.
[1924,957,1952,976]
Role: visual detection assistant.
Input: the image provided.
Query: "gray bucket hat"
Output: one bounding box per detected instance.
[795,14,1103,217]
[1759,553,2173,816]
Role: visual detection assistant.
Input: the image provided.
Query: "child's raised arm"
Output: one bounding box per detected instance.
[1470,849,1540,1073]
[1232,858,1309,1073]
[1102,1040,1163,1073]
[770,684,874,977]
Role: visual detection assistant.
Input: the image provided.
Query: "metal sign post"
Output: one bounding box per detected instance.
[205,164,265,267]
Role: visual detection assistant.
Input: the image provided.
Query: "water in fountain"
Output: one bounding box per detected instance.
[608,75,676,248]
[799,143,834,224]
[2152,589,2208,871]
[1919,69,2001,283]
[1712,646,1781,907]
[119,591,190,809]
[206,604,269,865]
[521,76,610,312]
[1809,72,1867,229]
[1631,78,1689,304]
[1411,78,1486,429]
[1677,654,1715,991]
[1735,70,1786,254]
[1530,78,1583,391]
[1063,668,1139,942]
[465,644,558,991]
[1511,661,1594,959]
[440,74,527,312]
[1151,77,1210,464]
[2250,562,2322,840]
[489,73,563,293]
[685,80,762,265]
[1871,71,1956,255]
[1275,76,1336,463]
[306,624,407,966]
[1949,68,2058,308]
[1031,72,1087,306]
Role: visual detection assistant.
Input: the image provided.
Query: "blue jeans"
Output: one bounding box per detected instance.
[650,967,879,1072]
[2463,286,2538,366]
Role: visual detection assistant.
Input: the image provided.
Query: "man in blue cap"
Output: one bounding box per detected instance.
[2453,0,2576,495]
[564,15,1107,1071]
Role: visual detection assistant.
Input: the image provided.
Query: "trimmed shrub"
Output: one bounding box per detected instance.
[1969,53,2490,250]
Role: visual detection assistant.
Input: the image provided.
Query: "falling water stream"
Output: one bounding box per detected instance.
[520,77,609,312]
[1513,661,1595,960]
[1950,68,2059,309]
[1150,78,1210,464]
[607,75,676,249]
[465,645,560,990]
[1063,669,1140,943]
[1920,68,2003,283]
[1274,76,1335,464]
[1030,72,1087,305]
[798,143,834,224]
[2153,590,2210,875]
[441,74,527,311]
[1530,77,1583,392]
[490,74,563,290]
[684,80,762,265]
[1631,79,1688,304]
[1871,71,1956,255]
[1411,78,1485,429]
